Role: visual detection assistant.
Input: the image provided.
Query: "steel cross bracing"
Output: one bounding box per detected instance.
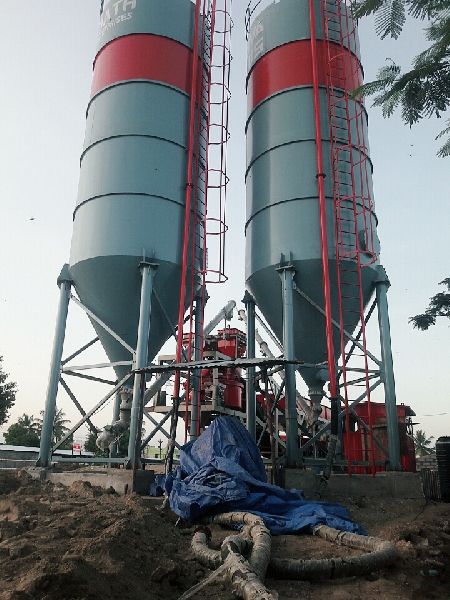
[321,0,379,474]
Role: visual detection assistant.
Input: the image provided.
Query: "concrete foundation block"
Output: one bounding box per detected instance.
[285,469,424,500]
[25,467,154,495]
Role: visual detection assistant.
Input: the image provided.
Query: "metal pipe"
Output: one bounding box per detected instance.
[97,388,132,451]
[308,0,338,399]
[278,266,298,466]
[173,0,203,405]
[37,266,72,467]
[243,291,256,440]
[255,311,283,353]
[301,379,383,452]
[204,300,236,336]
[127,262,158,468]
[190,294,204,439]
[375,267,401,470]
[110,391,121,457]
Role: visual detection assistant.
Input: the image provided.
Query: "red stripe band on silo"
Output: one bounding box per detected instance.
[91,34,192,98]
[247,40,362,111]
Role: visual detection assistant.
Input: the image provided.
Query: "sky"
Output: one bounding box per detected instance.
[0,1,448,445]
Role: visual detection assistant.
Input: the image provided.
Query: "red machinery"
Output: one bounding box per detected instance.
[183,327,246,431]
[201,328,246,410]
[344,403,416,473]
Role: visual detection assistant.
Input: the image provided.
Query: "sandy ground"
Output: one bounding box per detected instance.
[0,470,449,600]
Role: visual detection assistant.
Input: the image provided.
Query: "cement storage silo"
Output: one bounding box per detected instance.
[38,0,236,469]
[69,0,202,379]
[245,0,380,396]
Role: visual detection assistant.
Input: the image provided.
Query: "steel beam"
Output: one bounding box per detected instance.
[278,265,298,466]
[62,370,116,386]
[61,337,99,366]
[59,377,97,435]
[375,266,401,470]
[70,294,135,355]
[293,284,381,366]
[127,262,158,468]
[144,412,181,450]
[38,266,72,467]
[141,409,173,450]
[53,373,132,452]
[62,361,132,372]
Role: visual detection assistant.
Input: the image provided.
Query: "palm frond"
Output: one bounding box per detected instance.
[375,0,407,38]
[353,0,385,17]
[409,313,436,329]
[407,0,450,20]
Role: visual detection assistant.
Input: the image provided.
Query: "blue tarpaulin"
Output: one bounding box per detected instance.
[161,416,364,535]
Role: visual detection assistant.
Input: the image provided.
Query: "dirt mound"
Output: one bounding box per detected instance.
[0,472,201,600]
[0,471,449,599]
[0,471,35,496]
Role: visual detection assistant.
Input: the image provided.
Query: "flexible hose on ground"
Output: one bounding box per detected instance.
[269,524,397,581]
[210,512,272,580]
[221,534,278,600]
[192,531,221,569]
[190,515,397,598]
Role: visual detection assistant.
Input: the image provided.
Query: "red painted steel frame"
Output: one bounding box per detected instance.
[308,0,338,400]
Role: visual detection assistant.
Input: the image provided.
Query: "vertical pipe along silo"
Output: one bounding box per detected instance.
[245,0,380,398]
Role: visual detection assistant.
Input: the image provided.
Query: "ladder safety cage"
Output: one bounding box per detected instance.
[171,0,232,446]
[321,0,379,474]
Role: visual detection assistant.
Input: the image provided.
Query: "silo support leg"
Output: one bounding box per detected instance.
[127,262,158,469]
[278,266,298,467]
[375,266,401,471]
[37,266,72,467]
[243,291,256,440]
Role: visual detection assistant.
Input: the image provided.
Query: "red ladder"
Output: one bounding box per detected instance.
[321,0,378,474]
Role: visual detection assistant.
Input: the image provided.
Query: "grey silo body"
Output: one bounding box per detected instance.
[246,0,380,390]
[69,0,201,379]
